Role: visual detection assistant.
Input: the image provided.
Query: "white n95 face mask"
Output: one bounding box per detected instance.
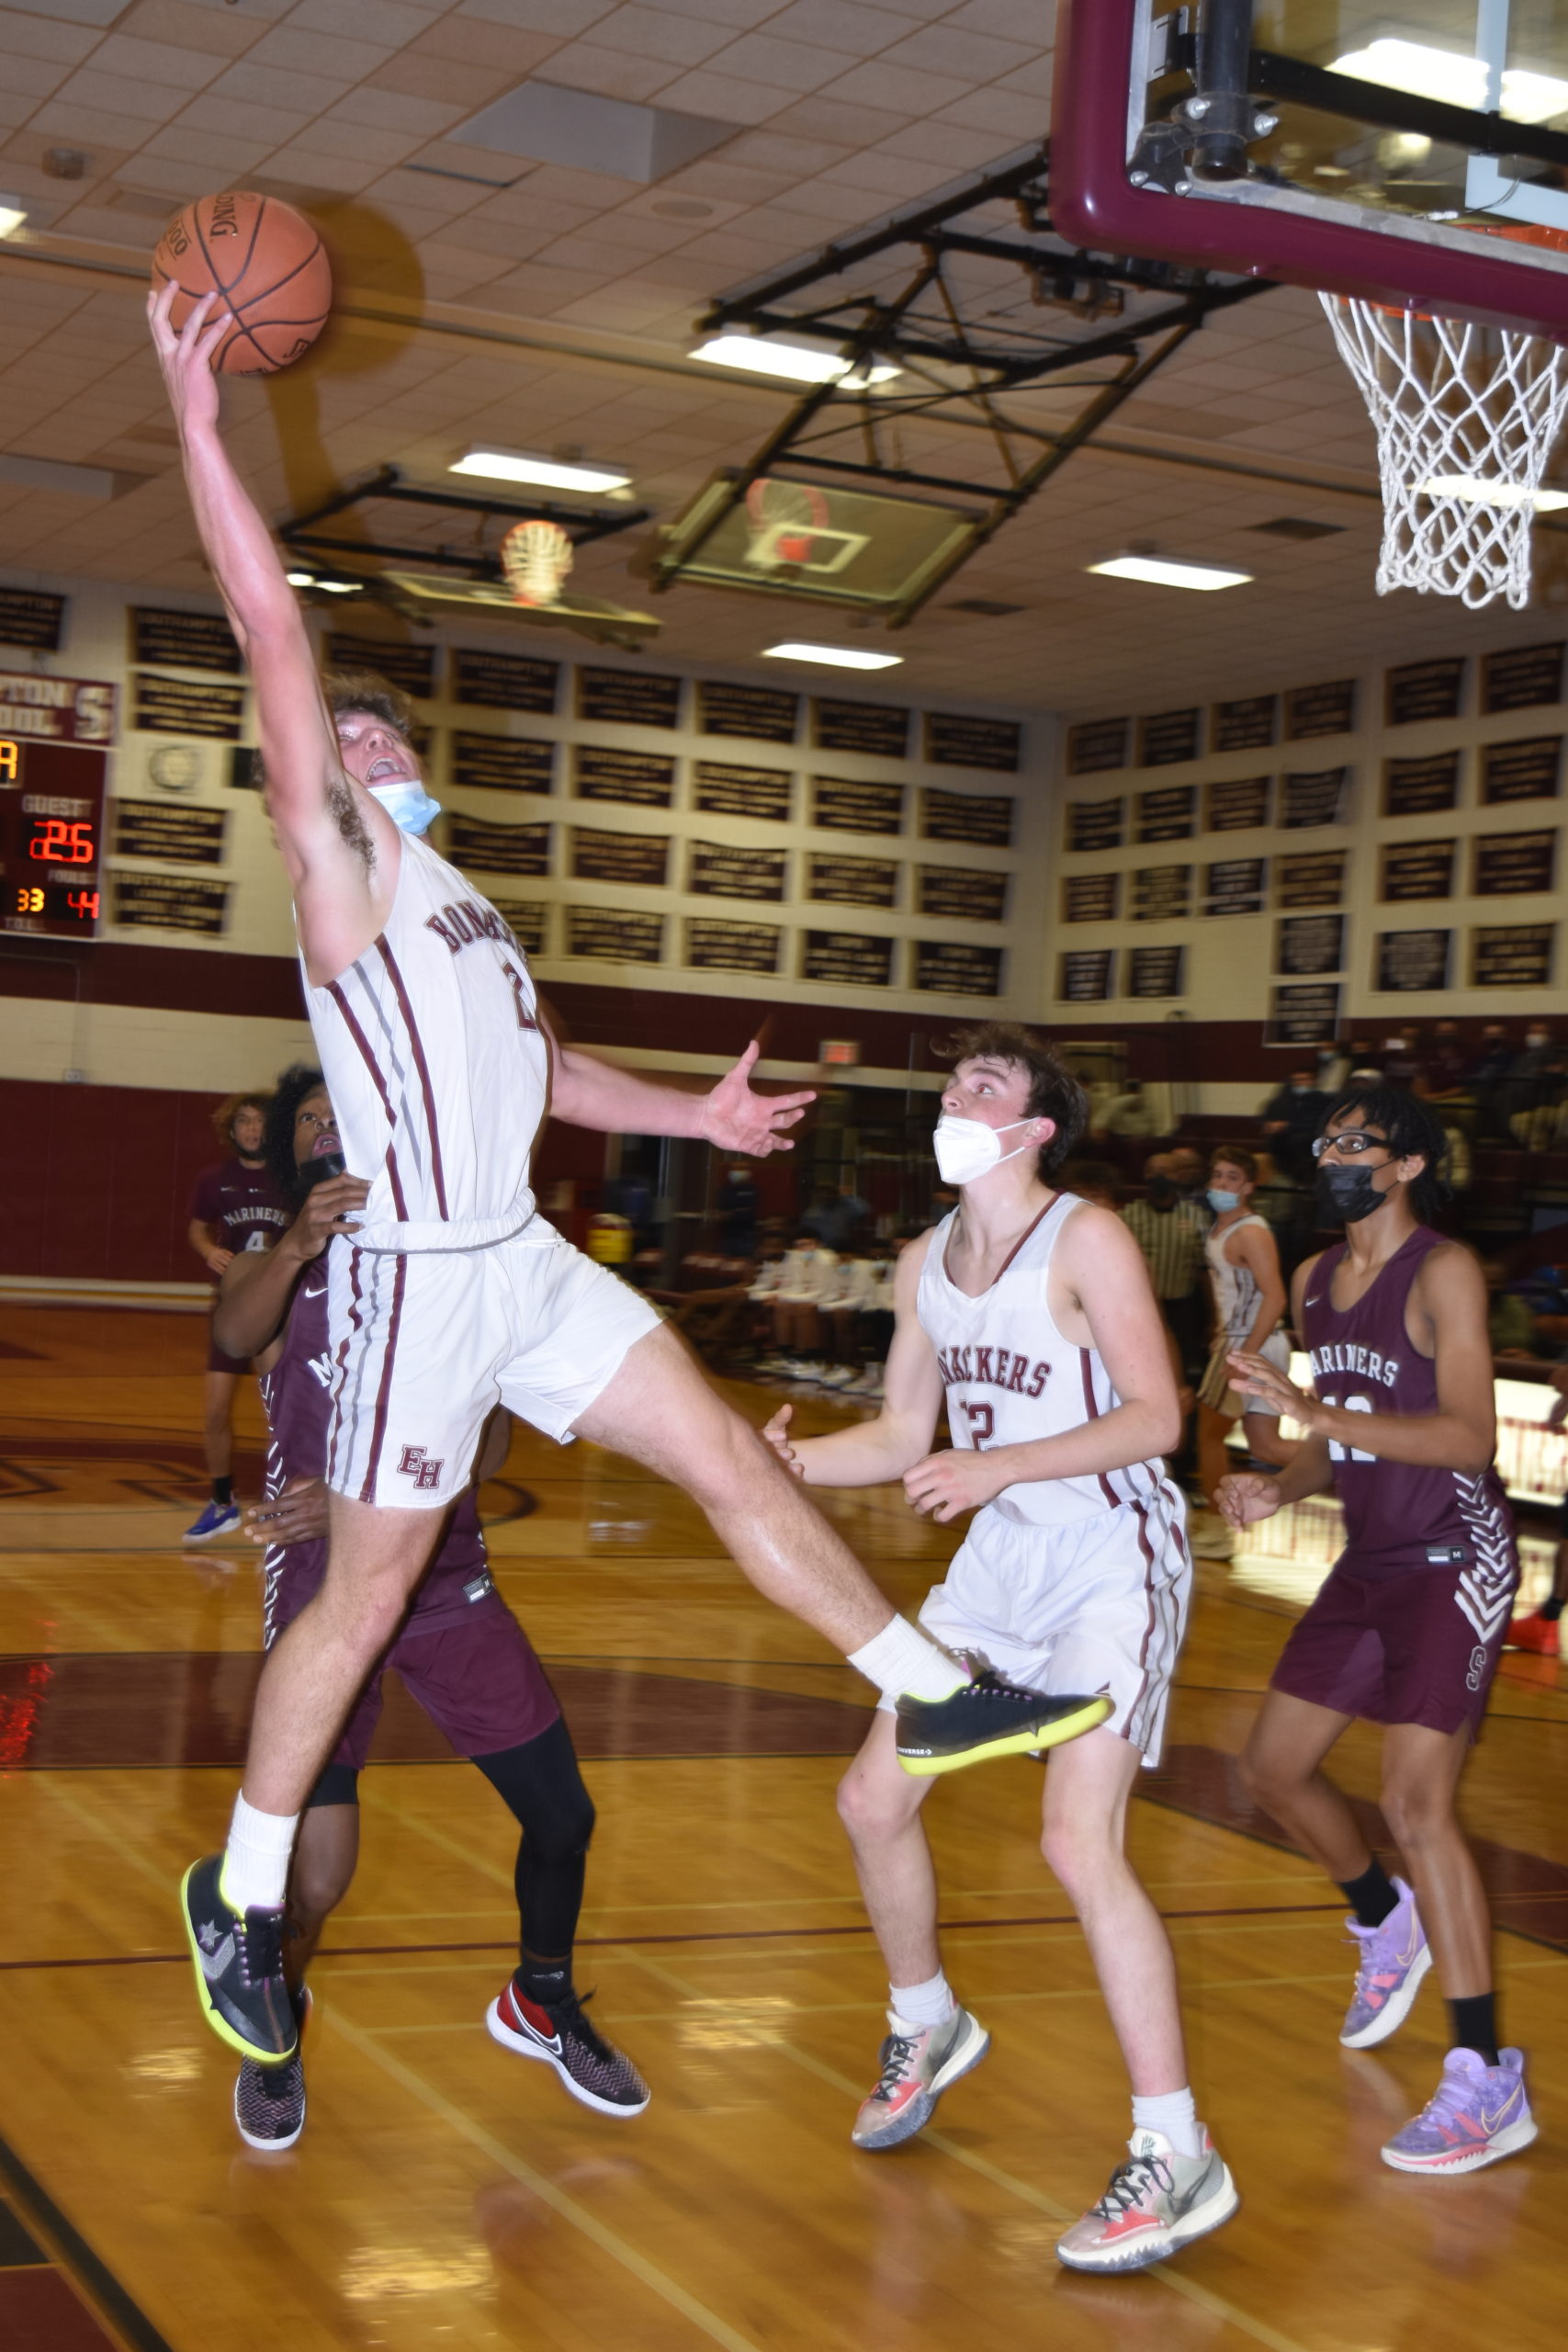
[932,1114,1036,1186]
[368,778,443,836]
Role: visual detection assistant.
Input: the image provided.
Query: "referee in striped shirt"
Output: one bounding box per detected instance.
[1122,1155,1209,1385]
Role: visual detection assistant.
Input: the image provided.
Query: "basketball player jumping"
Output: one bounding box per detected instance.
[150,287,1094,2071]
[215,1066,645,2152]
[765,1023,1239,2274]
[1220,1084,1535,2174]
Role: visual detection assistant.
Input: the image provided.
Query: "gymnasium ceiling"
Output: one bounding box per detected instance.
[3,0,1566,719]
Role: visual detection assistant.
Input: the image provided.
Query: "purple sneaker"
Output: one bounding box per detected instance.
[1382,2047,1537,2174]
[1339,1877,1431,2048]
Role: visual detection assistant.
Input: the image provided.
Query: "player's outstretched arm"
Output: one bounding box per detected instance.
[547,1029,812,1156]
[147,284,393,936]
[761,1234,943,1487]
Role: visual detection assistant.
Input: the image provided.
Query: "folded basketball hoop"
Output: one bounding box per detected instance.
[1321,226,1568,611]
[501,517,573,607]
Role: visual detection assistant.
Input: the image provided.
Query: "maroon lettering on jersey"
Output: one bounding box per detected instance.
[424,911,462,954]
[940,1344,1051,1399]
[397,1443,445,1490]
[974,1345,994,1383]
[1025,1360,1050,1398]
[1008,1355,1029,1393]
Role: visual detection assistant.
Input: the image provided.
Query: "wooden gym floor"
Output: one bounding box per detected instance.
[2,1302,1566,2352]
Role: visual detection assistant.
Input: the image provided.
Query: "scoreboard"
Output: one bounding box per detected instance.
[0,737,106,938]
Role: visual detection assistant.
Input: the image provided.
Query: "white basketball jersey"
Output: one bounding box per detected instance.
[305,831,549,1252]
[917,1193,1167,1525]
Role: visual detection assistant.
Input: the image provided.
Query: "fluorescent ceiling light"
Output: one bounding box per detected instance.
[315,579,364,594]
[1088,555,1252,591]
[285,571,315,587]
[762,642,903,670]
[1423,473,1568,511]
[1331,39,1568,125]
[450,448,632,494]
[692,334,900,389]
[0,198,26,238]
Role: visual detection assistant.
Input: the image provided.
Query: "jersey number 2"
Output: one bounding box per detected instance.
[502,959,537,1031]
[962,1400,996,1450]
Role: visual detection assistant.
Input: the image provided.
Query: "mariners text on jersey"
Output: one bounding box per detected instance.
[1309,1341,1401,1387]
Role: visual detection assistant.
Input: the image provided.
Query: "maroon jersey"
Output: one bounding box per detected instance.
[190,1158,290,1262]
[259,1265,491,1643]
[1303,1227,1513,1578]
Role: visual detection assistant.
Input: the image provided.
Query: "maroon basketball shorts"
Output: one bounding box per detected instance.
[1270,1545,1520,1736]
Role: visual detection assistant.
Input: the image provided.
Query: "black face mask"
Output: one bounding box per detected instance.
[295,1151,344,1197]
[1315,1163,1388,1224]
[1145,1180,1177,1211]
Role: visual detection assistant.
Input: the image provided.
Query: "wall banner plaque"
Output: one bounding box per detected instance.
[1066,796,1123,851]
[1066,717,1128,775]
[451,649,558,712]
[1376,928,1451,991]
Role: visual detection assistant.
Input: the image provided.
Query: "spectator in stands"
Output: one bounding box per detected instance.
[186,1090,288,1544]
[1259,1066,1329,1184]
[816,1250,897,1396]
[718,1159,760,1257]
[757,1230,840,1377]
[1510,1368,1568,1656]
[1415,1019,1469,1103]
[1123,1155,1208,1378]
[803,1177,871,1252]
[1381,1025,1423,1089]
[1471,1024,1517,1138]
[1506,1028,1568,1148]
[1483,1258,1537,1358]
[1093,1078,1157,1140]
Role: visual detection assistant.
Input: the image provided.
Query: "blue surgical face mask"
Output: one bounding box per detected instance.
[369,778,442,836]
[1207,1186,1240,1213]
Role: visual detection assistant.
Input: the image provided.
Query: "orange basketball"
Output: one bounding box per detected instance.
[152,191,332,376]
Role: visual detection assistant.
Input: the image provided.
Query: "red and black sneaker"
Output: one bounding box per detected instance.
[485,1976,649,2118]
[234,1986,310,2153]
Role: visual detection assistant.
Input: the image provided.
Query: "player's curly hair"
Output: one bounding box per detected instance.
[932,1020,1089,1177]
[1317,1081,1450,1222]
[210,1089,269,1150]
[249,671,418,790]
[264,1063,326,1201]
[321,669,418,740]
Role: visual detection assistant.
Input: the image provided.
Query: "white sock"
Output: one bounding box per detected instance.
[889,1971,956,2032]
[220,1791,298,1912]
[849,1616,964,1702]
[1131,2087,1202,2160]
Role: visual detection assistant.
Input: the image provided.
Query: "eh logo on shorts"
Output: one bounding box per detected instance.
[397,1443,445,1491]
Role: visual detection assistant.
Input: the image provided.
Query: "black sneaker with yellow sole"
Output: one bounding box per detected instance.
[895,1675,1113,1777]
[181,1852,296,2064]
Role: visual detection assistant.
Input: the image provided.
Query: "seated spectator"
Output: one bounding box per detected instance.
[818,1249,897,1396]
[1092,1079,1156,1140]
[757,1230,839,1375]
[1483,1258,1538,1359]
[1415,1019,1469,1103]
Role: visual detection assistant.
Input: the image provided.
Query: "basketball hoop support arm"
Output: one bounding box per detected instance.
[662,142,1272,623]
[278,464,649,582]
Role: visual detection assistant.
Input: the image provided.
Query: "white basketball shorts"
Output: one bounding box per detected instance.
[878,1481,1192,1768]
[325,1217,661,1510]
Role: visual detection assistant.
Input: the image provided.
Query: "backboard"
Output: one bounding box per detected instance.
[379,571,660,651]
[649,474,985,619]
[1052,1,1568,336]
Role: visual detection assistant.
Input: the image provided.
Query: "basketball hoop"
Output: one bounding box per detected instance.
[501,518,574,607]
[1321,225,1568,611]
[744,478,829,570]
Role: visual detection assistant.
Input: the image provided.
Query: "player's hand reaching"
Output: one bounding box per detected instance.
[243,1476,328,1548]
[147,281,231,438]
[1226,1347,1311,1425]
[903,1445,1006,1523]
[762,1401,804,1476]
[283,1173,371,1263]
[1215,1471,1281,1530]
[697,1041,814,1158]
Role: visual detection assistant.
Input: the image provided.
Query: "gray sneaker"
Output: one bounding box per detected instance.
[1055,2128,1238,2271]
[852,2006,989,2150]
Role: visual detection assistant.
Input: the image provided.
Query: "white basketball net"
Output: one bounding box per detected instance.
[501,518,573,607]
[1321,293,1568,610]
